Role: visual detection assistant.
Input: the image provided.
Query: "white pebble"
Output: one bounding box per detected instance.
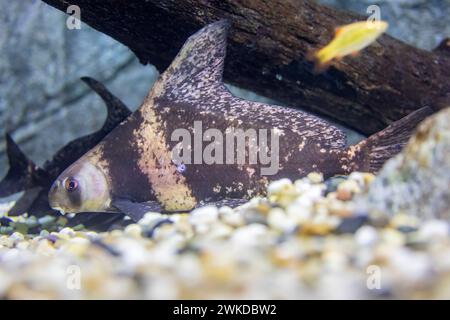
[267,178,293,195]
[125,224,142,238]
[231,224,269,247]
[189,206,219,225]
[9,232,25,243]
[138,212,164,227]
[419,220,449,241]
[59,227,76,237]
[355,226,379,247]
[267,208,297,233]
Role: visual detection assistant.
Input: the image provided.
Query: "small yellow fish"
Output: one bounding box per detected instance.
[307,20,389,73]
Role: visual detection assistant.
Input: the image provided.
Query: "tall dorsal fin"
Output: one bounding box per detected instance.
[155,20,230,99]
[80,77,132,132]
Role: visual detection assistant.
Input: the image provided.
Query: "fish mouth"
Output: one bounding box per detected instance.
[49,205,68,215]
[48,197,72,215]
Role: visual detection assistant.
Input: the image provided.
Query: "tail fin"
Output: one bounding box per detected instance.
[0,134,48,197]
[353,107,434,173]
[306,48,331,74]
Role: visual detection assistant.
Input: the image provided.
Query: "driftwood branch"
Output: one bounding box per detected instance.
[41,0,450,135]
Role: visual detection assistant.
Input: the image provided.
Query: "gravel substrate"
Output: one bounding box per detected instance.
[1,172,450,299]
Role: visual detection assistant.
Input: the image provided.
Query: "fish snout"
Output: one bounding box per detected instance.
[48,180,63,211]
[48,180,66,214]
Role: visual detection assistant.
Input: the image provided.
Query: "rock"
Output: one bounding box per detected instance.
[364,107,450,220]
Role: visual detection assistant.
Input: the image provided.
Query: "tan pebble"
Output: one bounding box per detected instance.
[59,227,76,237]
[110,230,124,238]
[328,202,352,217]
[307,172,324,184]
[268,178,299,207]
[363,173,375,186]
[336,188,353,201]
[355,226,379,247]
[201,252,235,283]
[267,208,297,233]
[0,236,14,248]
[418,220,449,241]
[390,213,419,228]
[53,231,70,241]
[16,241,30,250]
[300,222,334,236]
[337,179,360,197]
[125,224,142,238]
[175,216,194,236]
[35,239,55,256]
[220,209,245,228]
[189,206,219,226]
[9,232,25,243]
[139,212,164,227]
[381,229,405,246]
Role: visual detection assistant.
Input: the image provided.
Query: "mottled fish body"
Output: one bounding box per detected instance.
[48,21,430,220]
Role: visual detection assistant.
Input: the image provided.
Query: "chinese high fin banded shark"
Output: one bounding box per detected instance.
[48,20,433,222]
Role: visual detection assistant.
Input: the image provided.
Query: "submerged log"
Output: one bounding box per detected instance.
[41,0,450,135]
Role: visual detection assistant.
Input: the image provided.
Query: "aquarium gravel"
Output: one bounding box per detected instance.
[1,172,450,299]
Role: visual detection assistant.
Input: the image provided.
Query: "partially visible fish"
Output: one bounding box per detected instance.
[0,77,131,219]
[307,20,388,73]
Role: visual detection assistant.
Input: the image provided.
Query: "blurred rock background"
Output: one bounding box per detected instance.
[0,0,449,178]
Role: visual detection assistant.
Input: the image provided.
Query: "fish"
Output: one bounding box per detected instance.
[0,77,131,219]
[48,20,432,222]
[0,133,49,198]
[307,20,388,73]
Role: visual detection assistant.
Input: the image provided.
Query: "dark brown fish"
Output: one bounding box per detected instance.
[48,21,432,221]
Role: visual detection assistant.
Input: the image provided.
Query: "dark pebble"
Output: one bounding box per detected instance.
[0,217,13,226]
[336,215,368,234]
[91,239,121,257]
[325,175,348,194]
[45,234,59,243]
[397,226,418,234]
[143,219,174,238]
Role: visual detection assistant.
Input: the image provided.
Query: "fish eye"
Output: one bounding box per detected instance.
[64,178,79,192]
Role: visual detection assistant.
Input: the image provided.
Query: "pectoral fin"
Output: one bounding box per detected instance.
[67,212,128,232]
[111,199,165,222]
[112,197,249,222]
